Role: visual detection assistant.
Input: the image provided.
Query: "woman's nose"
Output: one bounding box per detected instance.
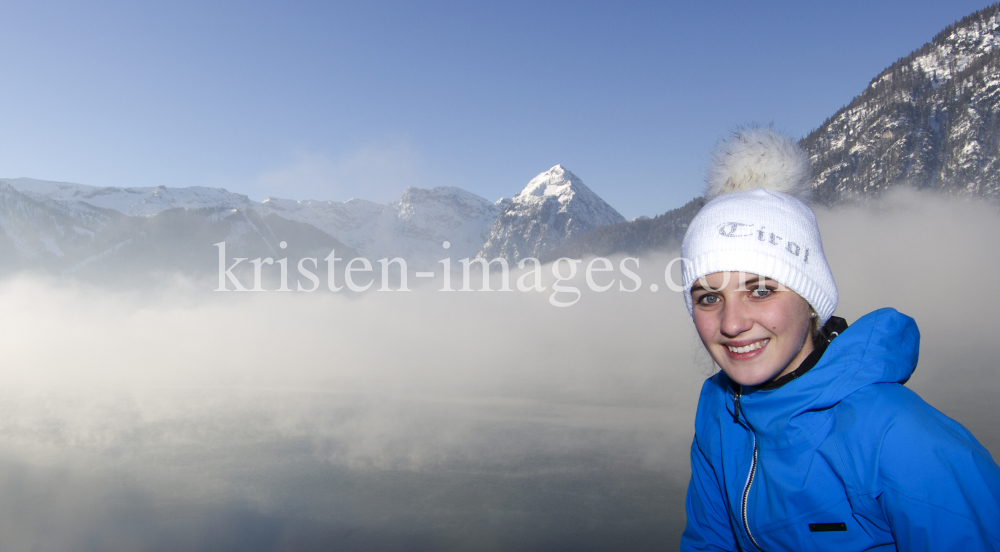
[720,298,752,338]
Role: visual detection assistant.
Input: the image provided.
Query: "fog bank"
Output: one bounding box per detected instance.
[0,188,997,550]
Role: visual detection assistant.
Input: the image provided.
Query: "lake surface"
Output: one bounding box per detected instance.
[0,388,692,551]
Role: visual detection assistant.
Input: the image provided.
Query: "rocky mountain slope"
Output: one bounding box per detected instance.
[478,165,625,262]
[803,3,1000,205]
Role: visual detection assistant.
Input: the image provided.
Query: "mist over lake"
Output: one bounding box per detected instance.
[0,191,995,550]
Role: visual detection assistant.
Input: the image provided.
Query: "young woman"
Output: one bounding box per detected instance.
[678,127,1000,551]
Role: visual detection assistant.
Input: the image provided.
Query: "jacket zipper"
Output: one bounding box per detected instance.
[734,385,765,552]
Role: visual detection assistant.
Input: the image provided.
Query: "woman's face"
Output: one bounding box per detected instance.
[691,272,815,387]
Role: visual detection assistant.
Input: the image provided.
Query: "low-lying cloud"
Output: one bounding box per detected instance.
[0,188,997,550]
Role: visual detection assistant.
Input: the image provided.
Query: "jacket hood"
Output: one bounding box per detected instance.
[737,308,920,449]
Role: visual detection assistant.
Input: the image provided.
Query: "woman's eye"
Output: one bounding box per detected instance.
[750,288,773,298]
[697,295,720,305]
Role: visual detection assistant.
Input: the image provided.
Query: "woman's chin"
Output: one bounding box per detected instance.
[723,371,775,387]
[716,358,782,387]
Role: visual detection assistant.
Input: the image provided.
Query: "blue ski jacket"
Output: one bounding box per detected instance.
[680,308,1000,551]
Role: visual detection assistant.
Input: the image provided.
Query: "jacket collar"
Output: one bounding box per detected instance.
[758,316,850,391]
[731,308,920,449]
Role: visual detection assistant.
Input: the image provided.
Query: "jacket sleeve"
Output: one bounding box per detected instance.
[874,389,1000,551]
[680,434,737,551]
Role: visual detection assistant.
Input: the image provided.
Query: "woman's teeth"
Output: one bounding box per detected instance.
[727,339,769,354]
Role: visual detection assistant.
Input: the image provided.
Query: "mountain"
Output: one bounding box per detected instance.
[3,177,499,276]
[477,165,626,262]
[259,186,501,267]
[0,181,133,275]
[542,197,705,262]
[0,181,355,286]
[92,207,356,288]
[550,4,1000,259]
[803,3,1000,205]
[4,177,254,215]
[1,170,630,277]
[1,168,628,282]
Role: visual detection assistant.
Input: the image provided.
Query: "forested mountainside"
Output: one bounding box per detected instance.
[541,197,704,262]
[804,3,1000,205]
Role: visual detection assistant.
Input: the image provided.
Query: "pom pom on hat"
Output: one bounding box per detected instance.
[705,125,812,201]
[681,125,838,323]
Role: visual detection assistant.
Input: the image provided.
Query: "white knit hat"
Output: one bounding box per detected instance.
[680,126,838,323]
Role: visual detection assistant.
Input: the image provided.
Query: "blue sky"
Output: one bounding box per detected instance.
[0,0,992,219]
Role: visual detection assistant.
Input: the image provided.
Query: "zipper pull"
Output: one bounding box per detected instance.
[733,386,742,423]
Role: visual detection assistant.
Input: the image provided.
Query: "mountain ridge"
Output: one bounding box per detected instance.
[0,166,628,281]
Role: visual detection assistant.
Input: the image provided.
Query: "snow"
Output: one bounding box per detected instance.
[2,166,628,269]
[72,226,95,238]
[928,113,941,134]
[912,13,1000,83]
[518,165,579,204]
[258,186,502,265]
[962,140,980,155]
[502,165,624,226]
[39,237,65,257]
[478,165,626,261]
[2,178,253,217]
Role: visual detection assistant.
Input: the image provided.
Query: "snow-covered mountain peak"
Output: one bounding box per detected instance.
[517,164,581,201]
[478,165,625,261]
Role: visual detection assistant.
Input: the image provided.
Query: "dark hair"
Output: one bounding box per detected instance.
[811,312,823,341]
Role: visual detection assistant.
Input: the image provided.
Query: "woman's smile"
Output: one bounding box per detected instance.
[691,272,814,386]
[724,338,770,356]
